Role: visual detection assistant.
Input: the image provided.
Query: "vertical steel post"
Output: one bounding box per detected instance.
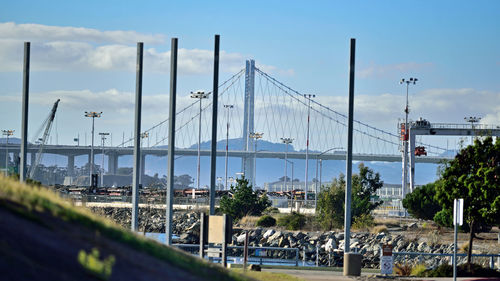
[199,212,205,259]
[90,116,95,186]
[344,38,356,254]
[131,42,143,232]
[20,42,30,182]
[166,38,178,245]
[209,35,220,215]
[284,142,288,192]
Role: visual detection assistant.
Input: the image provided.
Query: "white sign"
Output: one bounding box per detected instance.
[380,256,393,275]
[453,198,464,226]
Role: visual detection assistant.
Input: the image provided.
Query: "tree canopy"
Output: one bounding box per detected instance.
[402,181,442,221]
[219,177,271,221]
[316,163,383,230]
[434,137,500,264]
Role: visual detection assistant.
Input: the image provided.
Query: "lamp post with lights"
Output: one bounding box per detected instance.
[249,132,263,188]
[304,94,315,206]
[84,111,102,187]
[99,132,109,187]
[2,130,14,176]
[400,78,417,198]
[224,104,234,190]
[190,91,210,190]
[464,116,481,144]
[280,137,293,192]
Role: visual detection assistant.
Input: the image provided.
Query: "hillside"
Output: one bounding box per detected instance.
[0,175,255,281]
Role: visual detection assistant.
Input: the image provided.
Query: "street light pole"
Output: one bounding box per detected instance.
[464,116,481,144]
[249,132,263,189]
[99,132,109,187]
[285,159,294,211]
[84,111,102,187]
[190,91,209,190]
[281,137,293,192]
[2,130,14,176]
[224,104,234,190]
[304,94,315,206]
[400,78,417,198]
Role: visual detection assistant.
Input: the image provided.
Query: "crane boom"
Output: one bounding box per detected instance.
[28,99,60,179]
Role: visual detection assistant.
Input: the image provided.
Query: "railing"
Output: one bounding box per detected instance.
[394,252,500,269]
[174,244,300,266]
[428,123,500,130]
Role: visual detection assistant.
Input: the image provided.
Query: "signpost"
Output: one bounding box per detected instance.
[453,198,464,281]
[380,244,393,275]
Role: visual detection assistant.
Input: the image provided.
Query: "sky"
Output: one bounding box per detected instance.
[1,0,499,150]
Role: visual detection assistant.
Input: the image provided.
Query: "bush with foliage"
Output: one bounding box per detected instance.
[402,181,441,220]
[256,215,276,227]
[418,263,500,277]
[277,212,306,230]
[434,137,500,264]
[316,164,383,230]
[219,177,271,221]
[351,213,375,230]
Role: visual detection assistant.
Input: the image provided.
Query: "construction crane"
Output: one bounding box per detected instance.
[28,99,60,179]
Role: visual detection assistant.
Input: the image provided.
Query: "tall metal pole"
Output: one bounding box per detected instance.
[249,132,263,188]
[99,132,109,187]
[224,104,233,190]
[209,35,220,215]
[400,77,417,198]
[319,159,323,192]
[3,130,14,176]
[191,91,209,190]
[132,42,143,232]
[20,42,30,182]
[281,138,293,192]
[166,38,178,244]
[344,38,356,254]
[304,94,315,206]
[90,116,95,185]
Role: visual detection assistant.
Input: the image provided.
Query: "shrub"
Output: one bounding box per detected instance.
[411,264,427,276]
[277,212,306,230]
[219,177,271,221]
[78,248,115,280]
[239,216,259,227]
[394,263,412,276]
[370,225,388,234]
[263,206,280,215]
[256,215,276,227]
[352,213,375,230]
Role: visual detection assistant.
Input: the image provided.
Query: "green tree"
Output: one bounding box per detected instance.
[316,164,383,230]
[435,137,500,265]
[403,181,442,220]
[219,176,271,221]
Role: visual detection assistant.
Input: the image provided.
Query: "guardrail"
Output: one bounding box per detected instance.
[174,244,300,266]
[394,252,500,269]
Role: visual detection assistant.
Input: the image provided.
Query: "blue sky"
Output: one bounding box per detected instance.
[1,0,499,147]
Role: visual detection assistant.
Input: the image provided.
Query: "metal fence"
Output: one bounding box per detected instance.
[174,244,299,266]
[394,252,500,269]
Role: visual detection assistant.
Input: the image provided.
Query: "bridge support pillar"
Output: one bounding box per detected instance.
[107,153,118,175]
[242,59,255,185]
[409,130,416,195]
[67,155,75,177]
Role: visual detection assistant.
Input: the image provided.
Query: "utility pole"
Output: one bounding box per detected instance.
[280,137,293,192]
[191,91,209,190]
[224,104,234,190]
[20,42,30,182]
[304,94,315,206]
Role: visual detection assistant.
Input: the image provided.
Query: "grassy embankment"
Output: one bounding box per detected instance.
[0,175,303,281]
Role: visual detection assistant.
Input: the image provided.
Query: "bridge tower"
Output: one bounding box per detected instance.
[242,60,255,187]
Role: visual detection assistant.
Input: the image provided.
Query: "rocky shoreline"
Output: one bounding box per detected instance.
[91,208,493,268]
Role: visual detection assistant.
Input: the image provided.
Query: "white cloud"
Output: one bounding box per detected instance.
[0,22,165,44]
[359,62,434,79]
[0,22,292,76]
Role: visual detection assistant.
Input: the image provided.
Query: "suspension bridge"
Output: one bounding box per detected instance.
[2,59,459,190]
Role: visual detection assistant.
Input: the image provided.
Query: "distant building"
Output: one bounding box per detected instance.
[264,180,330,192]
